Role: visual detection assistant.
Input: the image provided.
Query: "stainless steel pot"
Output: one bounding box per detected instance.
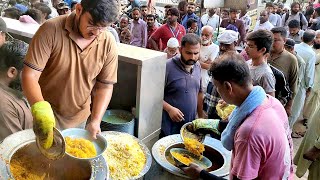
[0,129,109,180]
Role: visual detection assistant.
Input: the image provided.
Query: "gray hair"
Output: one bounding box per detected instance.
[201,25,214,35]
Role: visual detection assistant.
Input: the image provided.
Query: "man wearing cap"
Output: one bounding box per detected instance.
[199,25,219,91]
[56,1,71,15]
[203,30,238,119]
[149,8,186,51]
[0,17,7,47]
[161,33,204,137]
[164,37,179,59]
[220,9,246,46]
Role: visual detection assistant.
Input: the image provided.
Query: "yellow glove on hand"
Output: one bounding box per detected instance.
[31,101,56,150]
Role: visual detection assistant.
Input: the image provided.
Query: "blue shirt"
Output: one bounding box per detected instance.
[181,13,201,30]
[162,55,202,136]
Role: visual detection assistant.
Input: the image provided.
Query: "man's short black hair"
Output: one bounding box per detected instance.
[146,14,155,20]
[271,27,287,38]
[230,8,237,13]
[222,9,229,15]
[140,5,148,9]
[33,3,52,19]
[288,19,300,29]
[3,8,22,20]
[24,8,42,24]
[266,2,274,8]
[302,30,316,43]
[186,18,197,28]
[181,33,201,47]
[209,52,251,86]
[246,30,274,54]
[81,0,118,25]
[8,0,16,6]
[132,7,140,13]
[0,40,28,72]
[178,1,188,11]
[188,2,196,6]
[164,4,173,9]
[291,2,300,9]
[167,7,180,17]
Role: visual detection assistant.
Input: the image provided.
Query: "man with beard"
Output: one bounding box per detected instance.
[204,30,238,119]
[140,5,148,21]
[288,19,304,44]
[146,14,157,50]
[160,33,204,137]
[253,10,274,31]
[268,27,299,117]
[149,8,186,51]
[282,2,308,30]
[288,30,316,131]
[201,8,220,30]
[220,8,246,46]
[199,25,219,91]
[130,7,147,48]
[22,0,118,150]
[116,15,130,39]
[303,30,320,127]
[181,2,201,30]
[0,40,33,141]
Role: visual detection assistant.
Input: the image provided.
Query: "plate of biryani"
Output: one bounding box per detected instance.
[100,131,152,180]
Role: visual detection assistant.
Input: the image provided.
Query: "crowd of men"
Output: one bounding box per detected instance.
[1,0,320,179]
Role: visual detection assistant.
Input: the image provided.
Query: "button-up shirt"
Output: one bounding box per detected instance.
[282,12,308,30]
[288,30,304,44]
[181,13,201,30]
[130,18,148,48]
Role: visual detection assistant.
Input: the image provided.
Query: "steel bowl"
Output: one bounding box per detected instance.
[61,128,107,160]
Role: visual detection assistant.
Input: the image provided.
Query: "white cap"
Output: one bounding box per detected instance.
[167,38,180,48]
[217,30,239,44]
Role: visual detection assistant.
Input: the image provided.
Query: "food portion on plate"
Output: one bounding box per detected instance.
[65,137,97,159]
[103,133,146,180]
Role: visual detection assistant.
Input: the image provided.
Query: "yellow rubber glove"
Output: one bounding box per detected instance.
[192,119,221,135]
[31,101,56,149]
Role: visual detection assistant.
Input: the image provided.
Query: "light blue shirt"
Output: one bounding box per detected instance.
[295,42,316,89]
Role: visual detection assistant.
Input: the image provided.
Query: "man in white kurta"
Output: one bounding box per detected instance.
[288,30,316,128]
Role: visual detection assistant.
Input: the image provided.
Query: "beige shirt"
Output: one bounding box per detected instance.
[0,84,33,141]
[25,13,118,129]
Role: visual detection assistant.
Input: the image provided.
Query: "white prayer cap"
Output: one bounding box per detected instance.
[217,30,239,44]
[167,38,180,48]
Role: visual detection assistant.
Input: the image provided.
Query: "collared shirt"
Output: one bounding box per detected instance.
[25,12,118,129]
[146,25,158,50]
[220,18,246,44]
[0,83,33,141]
[288,30,304,44]
[130,18,148,48]
[181,13,201,30]
[295,42,316,89]
[150,23,186,51]
[201,14,220,30]
[282,12,308,30]
[162,55,202,136]
[269,13,282,27]
[253,20,274,32]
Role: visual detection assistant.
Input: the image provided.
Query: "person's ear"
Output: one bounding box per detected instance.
[259,47,267,54]
[75,3,83,16]
[224,81,232,95]
[7,67,18,79]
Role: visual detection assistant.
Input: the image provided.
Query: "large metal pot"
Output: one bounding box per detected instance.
[0,129,109,180]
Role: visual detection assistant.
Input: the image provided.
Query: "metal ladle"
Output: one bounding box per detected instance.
[36,127,66,160]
